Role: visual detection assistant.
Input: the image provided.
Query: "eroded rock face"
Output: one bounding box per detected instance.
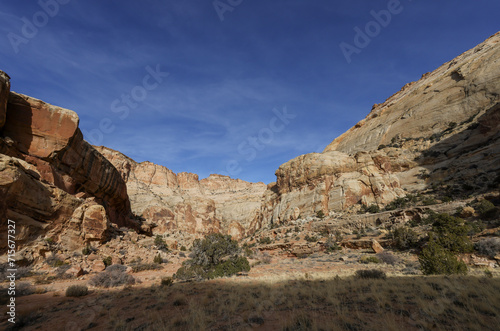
[0,82,138,256]
[324,32,500,155]
[256,151,406,226]
[0,154,81,252]
[96,146,267,242]
[4,93,79,158]
[255,32,500,229]
[1,91,135,230]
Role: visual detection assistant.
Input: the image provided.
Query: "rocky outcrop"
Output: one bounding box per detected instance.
[0,81,139,256]
[96,146,266,242]
[255,32,500,228]
[324,32,500,155]
[1,92,136,229]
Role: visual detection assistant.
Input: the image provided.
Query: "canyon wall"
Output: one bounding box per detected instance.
[96,146,267,242]
[255,32,500,228]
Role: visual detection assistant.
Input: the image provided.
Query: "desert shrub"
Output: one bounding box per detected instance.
[476,200,497,219]
[180,246,187,251]
[283,314,314,331]
[259,237,273,245]
[179,252,186,258]
[45,254,66,268]
[376,251,399,265]
[130,263,162,273]
[14,266,32,279]
[422,197,438,206]
[89,264,135,288]
[429,213,473,253]
[82,245,92,255]
[260,252,272,264]
[304,235,318,243]
[103,256,112,267]
[161,277,173,287]
[359,255,380,264]
[316,210,325,219]
[65,285,88,297]
[154,235,169,251]
[385,194,421,211]
[360,204,380,214]
[324,237,342,252]
[419,241,467,275]
[16,282,35,296]
[355,269,387,280]
[474,238,500,258]
[153,253,163,264]
[208,257,250,279]
[391,227,419,250]
[243,246,254,257]
[174,233,250,281]
[55,264,71,279]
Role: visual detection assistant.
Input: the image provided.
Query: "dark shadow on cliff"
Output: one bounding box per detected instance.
[415,102,500,199]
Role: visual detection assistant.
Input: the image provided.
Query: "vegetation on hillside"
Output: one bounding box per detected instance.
[174,233,250,281]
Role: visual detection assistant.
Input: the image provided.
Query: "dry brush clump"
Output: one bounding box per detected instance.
[88,264,135,288]
[65,285,88,297]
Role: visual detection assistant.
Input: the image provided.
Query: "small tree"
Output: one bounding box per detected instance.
[153,253,163,264]
[175,233,250,280]
[430,213,473,253]
[155,235,169,252]
[391,227,419,250]
[419,240,467,275]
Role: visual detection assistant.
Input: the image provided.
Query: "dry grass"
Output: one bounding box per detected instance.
[5,274,498,331]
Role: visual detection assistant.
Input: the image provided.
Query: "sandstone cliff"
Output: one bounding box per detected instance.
[95,146,267,242]
[256,32,500,227]
[0,72,139,261]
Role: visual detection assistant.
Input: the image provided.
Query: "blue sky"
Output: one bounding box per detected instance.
[1,1,499,184]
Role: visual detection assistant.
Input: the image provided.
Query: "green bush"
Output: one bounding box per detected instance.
[153,253,163,264]
[384,197,409,211]
[316,210,326,219]
[304,235,318,243]
[180,246,187,251]
[419,241,467,275]
[391,227,419,250]
[258,237,273,245]
[65,285,88,297]
[476,200,497,219]
[161,277,173,287]
[82,245,92,256]
[429,214,473,253]
[360,204,381,214]
[155,235,169,251]
[324,237,342,253]
[103,256,112,267]
[359,255,380,264]
[174,233,250,281]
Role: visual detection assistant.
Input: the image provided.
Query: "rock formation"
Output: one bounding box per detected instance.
[0,73,139,261]
[96,146,267,242]
[1,32,499,263]
[255,32,500,228]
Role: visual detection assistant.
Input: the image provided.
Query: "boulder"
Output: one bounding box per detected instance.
[91,260,106,273]
[371,239,384,254]
[66,265,84,277]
